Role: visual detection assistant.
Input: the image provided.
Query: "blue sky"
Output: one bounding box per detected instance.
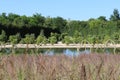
[0,0,120,20]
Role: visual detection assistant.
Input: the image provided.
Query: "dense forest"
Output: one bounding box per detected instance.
[0,9,120,44]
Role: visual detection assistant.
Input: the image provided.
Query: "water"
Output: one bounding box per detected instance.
[43,48,116,56]
[44,48,91,56]
[0,48,117,55]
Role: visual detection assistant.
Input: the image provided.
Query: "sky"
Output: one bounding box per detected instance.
[0,0,120,21]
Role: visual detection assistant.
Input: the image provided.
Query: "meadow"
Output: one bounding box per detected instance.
[0,53,120,80]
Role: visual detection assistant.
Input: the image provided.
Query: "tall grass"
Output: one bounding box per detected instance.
[0,54,120,80]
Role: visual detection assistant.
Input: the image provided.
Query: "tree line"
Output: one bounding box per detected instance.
[0,9,120,44]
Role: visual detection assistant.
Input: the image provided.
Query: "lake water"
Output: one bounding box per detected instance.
[0,48,117,55]
[43,48,114,56]
[44,48,91,56]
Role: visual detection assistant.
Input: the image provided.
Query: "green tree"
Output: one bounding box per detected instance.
[8,33,21,53]
[36,34,47,45]
[9,33,21,44]
[98,16,107,21]
[13,17,24,28]
[51,17,67,33]
[105,21,117,36]
[103,35,111,43]
[21,34,35,44]
[66,20,81,36]
[59,32,68,41]
[8,13,20,24]
[0,13,10,27]
[89,20,101,35]
[44,16,67,33]
[62,36,73,45]
[44,16,53,28]
[49,36,57,45]
[27,13,45,28]
[0,30,7,43]
[32,13,45,27]
[112,32,120,43]
[8,13,20,20]
[72,31,82,43]
[110,9,120,21]
[48,33,57,45]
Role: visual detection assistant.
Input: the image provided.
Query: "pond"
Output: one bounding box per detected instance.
[0,48,118,55]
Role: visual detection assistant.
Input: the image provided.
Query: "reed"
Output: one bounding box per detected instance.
[0,53,120,80]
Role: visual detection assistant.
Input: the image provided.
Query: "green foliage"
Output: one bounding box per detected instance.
[110,9,120,21]
[13,15,29,28]
[0,30,7,43]
[53,17,67,33]
[49,36,57,45]
[0,9,120,44]
[44,16,67,33]
[72,31,82,43]
[36,35,47,45]
[103,35,111,43]
[48,33,57,45]
[87,35,94,43]
[9,33,21,44]
[0,13,10,26]
[44,16,53,28]
[66,20,81,36]
[98,16,107,21]
[21,34,35,44]
[33,13,45,27]
[59,32,67,41]
[62,36,73,45]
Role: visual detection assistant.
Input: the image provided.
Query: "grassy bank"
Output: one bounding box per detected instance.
[0,54,120,80]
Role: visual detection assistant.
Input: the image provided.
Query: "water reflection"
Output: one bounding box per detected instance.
[0,48,118,55]
[44,48,91,56]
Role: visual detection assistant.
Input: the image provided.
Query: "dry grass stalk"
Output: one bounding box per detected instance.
[0,53,120,80]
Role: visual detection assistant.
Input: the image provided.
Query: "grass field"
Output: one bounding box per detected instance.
[0,53,120,80]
